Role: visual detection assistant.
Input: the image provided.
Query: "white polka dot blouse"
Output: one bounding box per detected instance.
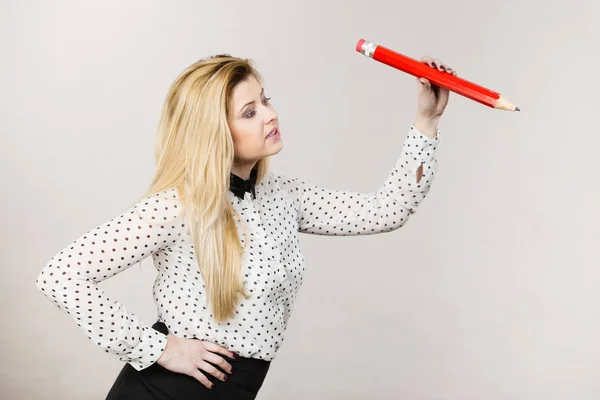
[36,125,440,371]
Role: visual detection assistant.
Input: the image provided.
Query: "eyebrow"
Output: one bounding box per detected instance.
[237,88,264,115]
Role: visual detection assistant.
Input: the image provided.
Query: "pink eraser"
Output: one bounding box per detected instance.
[356,39,366,52]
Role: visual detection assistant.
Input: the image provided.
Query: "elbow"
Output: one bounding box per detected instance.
[387,207,415,232]
[35,265,50,294]
[390,218,409,232]
[35,260,59,294]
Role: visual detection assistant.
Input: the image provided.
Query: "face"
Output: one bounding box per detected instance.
[228,76,283,169]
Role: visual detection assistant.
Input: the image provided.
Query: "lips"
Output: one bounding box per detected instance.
[266,127,278,139]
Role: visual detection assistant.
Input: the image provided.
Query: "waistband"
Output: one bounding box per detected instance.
[151,321,271,396]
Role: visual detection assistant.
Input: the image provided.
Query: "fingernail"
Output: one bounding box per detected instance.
[223,375,228,381]
[440,66,445,71]
[431,62,436,68]
[231,352,238,359]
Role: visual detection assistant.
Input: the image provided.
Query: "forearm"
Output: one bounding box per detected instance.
[413,114,440,183]
[296,124,440,235]
[36,263,168,370]
[35,190,183,370]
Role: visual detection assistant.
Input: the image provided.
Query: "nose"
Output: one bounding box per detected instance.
[264,106,277,125]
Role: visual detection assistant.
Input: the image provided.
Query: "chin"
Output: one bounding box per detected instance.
[266,141,284,157]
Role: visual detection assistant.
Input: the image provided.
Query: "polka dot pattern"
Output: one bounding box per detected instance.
[35,125,439,371]
[283,126,439,235]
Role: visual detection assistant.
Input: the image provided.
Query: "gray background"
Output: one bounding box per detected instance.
[2,0,599,399]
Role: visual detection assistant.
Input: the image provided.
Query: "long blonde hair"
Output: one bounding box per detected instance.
[144,55,270,322]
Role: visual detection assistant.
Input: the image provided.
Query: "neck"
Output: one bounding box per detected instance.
[231,161,256,180]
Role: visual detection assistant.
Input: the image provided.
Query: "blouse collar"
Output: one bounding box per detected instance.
[229,168,257,200]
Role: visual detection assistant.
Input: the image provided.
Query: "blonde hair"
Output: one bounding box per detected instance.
[144,54,270,322]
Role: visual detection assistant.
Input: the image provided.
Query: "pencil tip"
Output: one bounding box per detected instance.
[515,107,520,112]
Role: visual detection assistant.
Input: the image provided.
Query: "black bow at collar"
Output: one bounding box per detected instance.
[229,168,257,200]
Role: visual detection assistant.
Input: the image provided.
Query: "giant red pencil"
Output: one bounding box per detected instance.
[356,39,519,112]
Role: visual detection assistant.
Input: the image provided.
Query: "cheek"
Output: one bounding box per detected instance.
[231,122,265,155]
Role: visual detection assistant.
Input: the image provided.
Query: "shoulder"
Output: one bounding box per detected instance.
[132,188,184,225]
[261,171,303,191]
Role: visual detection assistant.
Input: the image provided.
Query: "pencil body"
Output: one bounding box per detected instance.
[356,39,518,111]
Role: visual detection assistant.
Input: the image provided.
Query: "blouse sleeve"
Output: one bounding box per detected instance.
[35,189,184,371]
[282,125,440,236]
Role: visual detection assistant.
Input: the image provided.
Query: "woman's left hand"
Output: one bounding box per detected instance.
[416,56,457,118]
[413,56,457,138]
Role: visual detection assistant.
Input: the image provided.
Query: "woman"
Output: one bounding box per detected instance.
[36,53,456,399]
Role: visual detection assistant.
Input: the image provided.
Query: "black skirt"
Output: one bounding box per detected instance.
[105,322,271,400]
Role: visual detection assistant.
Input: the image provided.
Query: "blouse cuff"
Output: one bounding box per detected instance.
[403,125,441,175]
[128,325,168,371]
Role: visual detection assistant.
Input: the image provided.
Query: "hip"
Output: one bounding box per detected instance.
[105,321,271,400]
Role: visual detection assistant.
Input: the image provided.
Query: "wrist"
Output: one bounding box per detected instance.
[156,333,174,366]
[413,114,440,139]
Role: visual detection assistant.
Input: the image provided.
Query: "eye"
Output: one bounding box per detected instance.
[242,97,271,118]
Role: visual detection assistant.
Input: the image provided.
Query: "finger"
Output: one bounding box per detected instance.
[418,77,431,88]
[437,61,456,75]
[191,369,214,389]
[443,65,455,75]
[419,55,434,64]
[436,60,456,76]
[433,58,446,72]
[203,352,233,374]
[202,342,238,359]
[420,55,435,68]
[198,361,228,382]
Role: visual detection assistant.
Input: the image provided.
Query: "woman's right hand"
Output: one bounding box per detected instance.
[156,333,236,389]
